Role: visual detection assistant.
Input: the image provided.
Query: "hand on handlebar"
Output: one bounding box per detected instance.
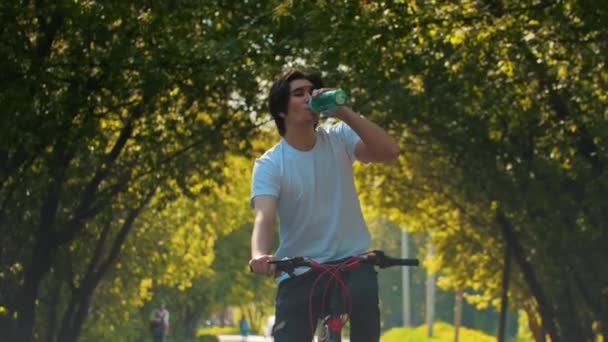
[249,254,277,277]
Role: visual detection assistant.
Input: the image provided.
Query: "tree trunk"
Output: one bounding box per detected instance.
[402,230,412,327]
[14,142,76,341]
[453,290,463,342]
[14,236,57,342]
[496,212,560,342]
[60,285,95,342]
[57,199,150,342]
[184,309,200,338]
[497,242,511,342]
[426,240,435,337]
[45,276,62,342]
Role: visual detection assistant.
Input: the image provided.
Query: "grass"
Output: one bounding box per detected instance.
[381,321,497,342]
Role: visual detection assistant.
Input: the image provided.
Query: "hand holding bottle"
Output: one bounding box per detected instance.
[308,88,349,117]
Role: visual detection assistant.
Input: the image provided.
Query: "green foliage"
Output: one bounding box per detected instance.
[0,1,275,339]
[337,1,608,340]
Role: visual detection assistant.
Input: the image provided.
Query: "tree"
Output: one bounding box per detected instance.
[0,1,272,340]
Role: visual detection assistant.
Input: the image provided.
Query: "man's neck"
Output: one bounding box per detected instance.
[283,126,316,151]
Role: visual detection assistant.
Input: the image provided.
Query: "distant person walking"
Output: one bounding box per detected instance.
[149,301,170,342]
[239,316,249,341]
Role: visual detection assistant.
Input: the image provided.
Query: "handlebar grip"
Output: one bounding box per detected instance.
[369,250,419,268]
[268,257,309,274]
[387,258,419,266]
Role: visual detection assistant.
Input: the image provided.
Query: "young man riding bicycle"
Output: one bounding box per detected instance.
[249,69,400,342]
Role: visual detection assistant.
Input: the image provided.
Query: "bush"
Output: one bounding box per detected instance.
[198,335,220,342]
[381,321,497,342]
[197,325,239,336]
[165,336,218,342]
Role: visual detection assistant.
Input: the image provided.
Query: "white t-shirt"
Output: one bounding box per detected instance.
[150,308,169,325]
[250,122,371,274]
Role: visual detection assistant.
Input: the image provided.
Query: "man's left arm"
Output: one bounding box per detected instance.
[334,107,400,163]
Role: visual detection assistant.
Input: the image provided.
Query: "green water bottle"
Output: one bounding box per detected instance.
[308,89,348,115]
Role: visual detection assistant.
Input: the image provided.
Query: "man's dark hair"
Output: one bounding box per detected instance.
[268,70,324,136]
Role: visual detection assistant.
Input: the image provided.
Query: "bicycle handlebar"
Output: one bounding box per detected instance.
[268,250,419,277]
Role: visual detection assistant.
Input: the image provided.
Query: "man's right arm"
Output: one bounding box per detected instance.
[249,195,277,276]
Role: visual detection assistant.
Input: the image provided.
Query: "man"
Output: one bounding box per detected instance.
[149,301,170,342]
[249,70,400,342]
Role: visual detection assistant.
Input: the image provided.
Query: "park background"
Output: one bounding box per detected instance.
[1,1,606,341]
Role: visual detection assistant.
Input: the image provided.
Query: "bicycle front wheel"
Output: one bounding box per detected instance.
[316,322,341,342]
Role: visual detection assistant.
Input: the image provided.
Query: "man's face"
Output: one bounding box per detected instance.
[284,78,319,128]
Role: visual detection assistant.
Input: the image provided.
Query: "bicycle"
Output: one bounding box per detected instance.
[268,250,419,342]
